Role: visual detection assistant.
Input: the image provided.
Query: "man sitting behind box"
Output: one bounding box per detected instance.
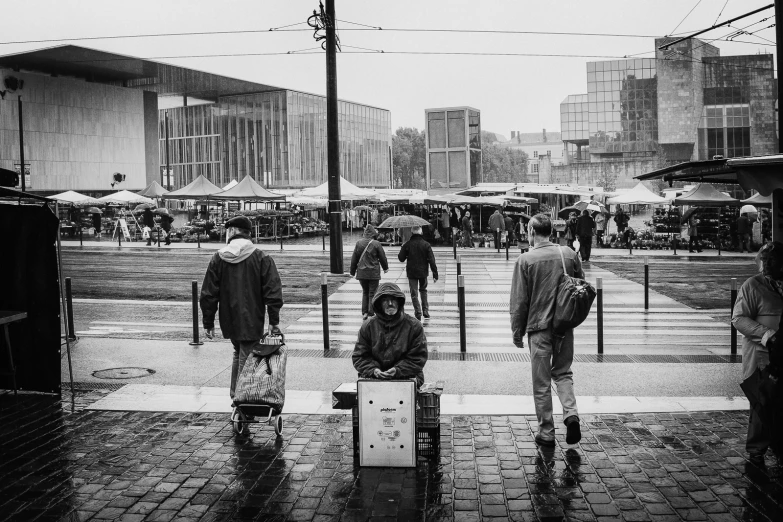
[352,282,428,386]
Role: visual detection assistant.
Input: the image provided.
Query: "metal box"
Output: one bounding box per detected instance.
[358,379,416,467]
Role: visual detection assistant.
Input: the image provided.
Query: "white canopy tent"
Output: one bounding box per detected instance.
[297,177,378,200]
[606,182,667,205]
[47,190,101,205]
[97,190,154,205]
[222,179,238,190]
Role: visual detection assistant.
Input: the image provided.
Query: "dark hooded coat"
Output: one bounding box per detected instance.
[352,282,428,386]
[350,227,388,280]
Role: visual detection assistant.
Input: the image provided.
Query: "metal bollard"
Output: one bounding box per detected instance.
[118,228,122,247]
[672,236,677,256]
[65,277,76,341]
[731,278,737,355]
[321,272,330,352]
[496,228,500,253]
[79,227,83,247]
[197,230,201,249]
[158,228,161,248]
[457,275,466,355]
[457,254,462,278]
[322,229,326,251]
[453,233,457,260]
[189,280,203,346]
[506,235,510,261]
[597,277,603,355]
[644,256,649,310]
[281,220,285,251]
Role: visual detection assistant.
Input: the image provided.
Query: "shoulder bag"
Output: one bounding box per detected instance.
[553,246,596,333]
[355,239,375,279]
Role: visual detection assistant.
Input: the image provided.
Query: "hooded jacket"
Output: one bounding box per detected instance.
[200,238,283,340]
[398,234,438,280]
[350,227,388,280]
[352,282,428,386]
[489,211,505,232]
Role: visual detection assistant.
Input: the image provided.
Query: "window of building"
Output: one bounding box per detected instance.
[533,151,538,158]
[698,104,751,159]
[532,163,539,173]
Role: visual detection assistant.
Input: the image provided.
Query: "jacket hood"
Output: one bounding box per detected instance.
[372,282,406,316]
[218,238,256,264]
[363,225,377,238]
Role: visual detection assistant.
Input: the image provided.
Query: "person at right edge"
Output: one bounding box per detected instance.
[350,224,389,320]
[510,214,582,447]
[398,225,438,320]
[732,242,782,465]
[200,215,284,402]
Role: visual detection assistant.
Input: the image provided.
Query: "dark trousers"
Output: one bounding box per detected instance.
[739,233,751,252]
[408,277,429,316]
[596,230,604,247]
[462,229,473,247]
[747,406,770,455]
[230,339,255,400]
[579,236,592,261]
[359,279,379,316]
[494,230,503,249]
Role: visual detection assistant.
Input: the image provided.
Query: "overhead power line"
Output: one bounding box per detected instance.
[658,3,774,49]
[670,0,704,36]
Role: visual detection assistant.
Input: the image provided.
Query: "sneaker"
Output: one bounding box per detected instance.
[415,313,422,320]
[535,435,556,448]
[565,416,581,445]
[423,312,430,318]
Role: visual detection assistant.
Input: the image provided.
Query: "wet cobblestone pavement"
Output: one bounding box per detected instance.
[1,391,782,522]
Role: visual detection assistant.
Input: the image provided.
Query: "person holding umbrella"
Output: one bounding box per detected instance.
[142,206,156,246]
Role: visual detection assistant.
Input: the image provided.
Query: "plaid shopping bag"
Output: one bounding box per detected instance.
[233,344,287,412]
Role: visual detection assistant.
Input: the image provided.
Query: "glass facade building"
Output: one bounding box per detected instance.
[560,94,589,142]
[425,107,481,193]
[160,90,391,190]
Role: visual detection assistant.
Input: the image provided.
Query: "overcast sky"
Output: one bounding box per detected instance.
[3,0,775,139]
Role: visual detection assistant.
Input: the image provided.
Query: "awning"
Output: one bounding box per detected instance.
[138,180,169,198]
[163,174,223,200]
[606,182,667,205]
[97,190,153,205]
[297,177,378,200]
[211,175,286,201]
[672,183,740,206]
[47,190,101,205]
[741,192,772,206]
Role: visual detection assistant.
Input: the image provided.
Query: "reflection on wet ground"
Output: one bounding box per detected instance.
[1,391,782,521]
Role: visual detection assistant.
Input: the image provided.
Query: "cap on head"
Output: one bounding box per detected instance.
[225,215,252,231]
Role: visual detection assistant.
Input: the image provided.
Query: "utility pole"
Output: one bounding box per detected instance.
[310,0,344,273]
[164,110,170,189]
[18,96,25,192]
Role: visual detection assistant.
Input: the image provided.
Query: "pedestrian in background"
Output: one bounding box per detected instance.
[504,212,516,246]
[688,215,702,253]
[594,212,606,248]
[398,225,438,320]
[462,211,474,248]
[200,215,284,402]
[440,207,451,243]
[614,209,628,238]
[510,214,583,447]
[91,211,102,239]
[350,224,389,320]
[732,242,783,464]
[160,213,173,245]
[576,209,595,261]
[565,212,578,250]
[737,212,752,253]
[142,207,156,246]
[489,208,505,249]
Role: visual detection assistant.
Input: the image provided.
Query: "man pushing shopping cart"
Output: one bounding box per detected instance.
[199,215,285,436]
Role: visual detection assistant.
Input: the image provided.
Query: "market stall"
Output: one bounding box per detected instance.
[606,182,670,249]
[213,175,290,241]
[162,174,224,243]
[672,183,740,254]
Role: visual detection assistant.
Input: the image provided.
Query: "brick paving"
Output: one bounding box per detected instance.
[0,391,781,521]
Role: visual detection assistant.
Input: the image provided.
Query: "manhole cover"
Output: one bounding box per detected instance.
[92,367,155,380]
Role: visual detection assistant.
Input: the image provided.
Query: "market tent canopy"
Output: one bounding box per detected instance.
[47,190,101,205]
[222,179,238,190]
[741,192,772,207]
[672,183,740,206]
[97,190,153,205]
[138,180,169,198]
[162,174,223,200]
[287,196,327,207]
[297,176,378,200]
[606,182,667,205]
[211,175,286,201]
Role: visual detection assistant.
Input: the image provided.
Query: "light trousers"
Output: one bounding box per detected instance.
[528,328,578,440]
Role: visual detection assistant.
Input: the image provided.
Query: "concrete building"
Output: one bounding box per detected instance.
[425,107,481,194]
[0,45,391,195]
[557,38,777,189]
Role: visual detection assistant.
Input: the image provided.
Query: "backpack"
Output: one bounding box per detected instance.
[553,247,596,334]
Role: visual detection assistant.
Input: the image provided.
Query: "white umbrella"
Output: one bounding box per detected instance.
[740,204,758,215]
[47,190,101,205]
[97,190,154,205]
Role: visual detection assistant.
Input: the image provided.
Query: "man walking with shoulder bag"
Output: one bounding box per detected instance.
[398,225,438,320]
[510,214,583,447]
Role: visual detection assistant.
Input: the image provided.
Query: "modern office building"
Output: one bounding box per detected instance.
[0,45,391,194]
[556,38,776,188]
[425,107,481,194]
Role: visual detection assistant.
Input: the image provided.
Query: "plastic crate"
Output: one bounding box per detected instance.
[416,393,440,429]
[417,426,440,460]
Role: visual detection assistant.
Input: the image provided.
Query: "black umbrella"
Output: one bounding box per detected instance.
[153,208,170,215]
[134,203,155,211]
[558,206,580,219]
[86,207,103,214]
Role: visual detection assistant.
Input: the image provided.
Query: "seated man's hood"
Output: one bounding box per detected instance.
[371,282,406,321]
[218,238,256,264]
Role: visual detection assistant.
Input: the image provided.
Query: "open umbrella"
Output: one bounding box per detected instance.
[680,207,702,224]
[86,207,103,214]
[134,203,155,211]
[153,208,170,215]
[740,204,758,215]
[558,206,581,219]
[378,215,432,228]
